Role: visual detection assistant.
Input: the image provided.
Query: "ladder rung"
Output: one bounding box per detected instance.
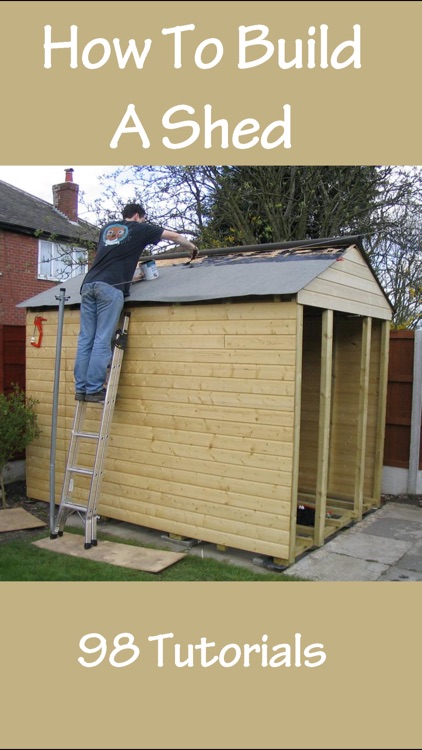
[73,431,100,439]
[62,502,88,513]
[68,467,94,476]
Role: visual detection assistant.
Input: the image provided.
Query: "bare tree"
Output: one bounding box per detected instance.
[368,216,422,329]
[79,164,422,328]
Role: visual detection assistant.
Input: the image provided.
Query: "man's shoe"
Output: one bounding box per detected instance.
[85,389,107,403]
[75,392,86,401]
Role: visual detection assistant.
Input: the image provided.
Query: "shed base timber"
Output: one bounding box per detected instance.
[293,492,381,564]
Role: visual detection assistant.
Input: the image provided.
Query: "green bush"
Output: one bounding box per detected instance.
[0,384,41,508]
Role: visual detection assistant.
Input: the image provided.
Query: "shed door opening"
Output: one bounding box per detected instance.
[296,307,383,555]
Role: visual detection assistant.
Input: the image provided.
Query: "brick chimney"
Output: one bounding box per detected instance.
[52,168,79,222]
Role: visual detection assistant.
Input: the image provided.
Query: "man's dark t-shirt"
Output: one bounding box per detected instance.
[82,220,164,297]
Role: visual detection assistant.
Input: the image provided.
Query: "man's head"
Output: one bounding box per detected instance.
[122,203,146,221]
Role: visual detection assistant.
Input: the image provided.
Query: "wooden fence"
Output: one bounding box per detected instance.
[0,324,25,395]
[384,330,421,471]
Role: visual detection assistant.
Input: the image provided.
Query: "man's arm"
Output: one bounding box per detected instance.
[160,229,198,260]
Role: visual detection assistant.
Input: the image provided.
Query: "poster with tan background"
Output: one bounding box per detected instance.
[0,2,421,748]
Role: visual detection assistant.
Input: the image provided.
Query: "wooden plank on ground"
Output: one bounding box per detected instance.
[0,508,46,532]
[33,534,185,573]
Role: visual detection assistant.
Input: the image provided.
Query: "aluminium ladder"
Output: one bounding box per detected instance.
[51,312,131,549]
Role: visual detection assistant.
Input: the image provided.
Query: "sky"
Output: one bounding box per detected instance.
[0,165,129,224]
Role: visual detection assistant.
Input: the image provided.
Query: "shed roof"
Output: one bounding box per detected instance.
[0,179,99,244]
[17,235,393,311]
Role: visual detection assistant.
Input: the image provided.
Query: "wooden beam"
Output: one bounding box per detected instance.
[314,309,334,546]
[354,317,372,520]
[372,320,390,503]
[288,304,303,564]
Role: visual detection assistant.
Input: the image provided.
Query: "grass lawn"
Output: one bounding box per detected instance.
[0,527,302,581]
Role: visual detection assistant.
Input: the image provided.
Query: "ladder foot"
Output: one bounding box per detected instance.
[50,533,58,539]
[91,539,98,546]
[58,531,64,537]
[84,542,92,550]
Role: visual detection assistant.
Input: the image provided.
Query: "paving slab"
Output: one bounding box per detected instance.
[379,504,422,523]
[286,551,388,581]
[358,517,422,542]
[393,538,422,573]
[377,566,422,581]
[324,532,412,564]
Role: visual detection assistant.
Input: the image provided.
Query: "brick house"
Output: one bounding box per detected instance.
[0,168,99,394]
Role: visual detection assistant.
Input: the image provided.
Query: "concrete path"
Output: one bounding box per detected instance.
[283,501,422,581]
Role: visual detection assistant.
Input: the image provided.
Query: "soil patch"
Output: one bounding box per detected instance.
[380,492,422,508]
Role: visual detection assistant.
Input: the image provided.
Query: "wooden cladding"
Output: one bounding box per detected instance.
[25,301,298,561]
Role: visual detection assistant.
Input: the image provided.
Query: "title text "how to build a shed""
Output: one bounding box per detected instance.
[43,23,362,152]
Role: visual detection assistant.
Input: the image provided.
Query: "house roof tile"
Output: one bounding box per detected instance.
[0,178,99,244]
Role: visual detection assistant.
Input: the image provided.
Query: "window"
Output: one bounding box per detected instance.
[38,240,88,281]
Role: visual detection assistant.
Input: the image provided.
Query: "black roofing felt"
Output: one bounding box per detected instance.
[17,255,339,308]
[16,236,392,311]
[0,179,99,244]
[14,231,393,313]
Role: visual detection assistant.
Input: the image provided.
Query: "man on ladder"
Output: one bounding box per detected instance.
[74,202,198,403]
[52,202,198,547]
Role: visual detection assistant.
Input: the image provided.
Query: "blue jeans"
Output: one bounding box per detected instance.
[74,282,124,394]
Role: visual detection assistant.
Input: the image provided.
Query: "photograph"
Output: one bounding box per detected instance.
[1,163,421,584]
[1,3,421,749]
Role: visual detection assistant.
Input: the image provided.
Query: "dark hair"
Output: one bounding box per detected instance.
[122,203,146,219]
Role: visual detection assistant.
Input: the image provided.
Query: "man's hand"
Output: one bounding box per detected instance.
[160,229,199,260]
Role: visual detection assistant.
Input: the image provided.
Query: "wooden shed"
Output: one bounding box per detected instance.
[18,236,393,566]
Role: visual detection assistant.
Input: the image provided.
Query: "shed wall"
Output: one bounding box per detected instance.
[297,246,392,320]
[25,300,299,560]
